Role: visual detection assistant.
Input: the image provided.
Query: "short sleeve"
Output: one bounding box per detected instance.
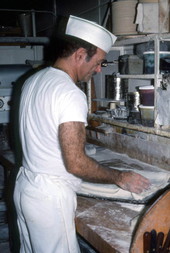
[58,89,88,126]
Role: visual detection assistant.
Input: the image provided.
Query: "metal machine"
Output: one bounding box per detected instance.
[0,64,32,150]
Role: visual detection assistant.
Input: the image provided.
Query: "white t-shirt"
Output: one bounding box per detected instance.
[19,67,88,183]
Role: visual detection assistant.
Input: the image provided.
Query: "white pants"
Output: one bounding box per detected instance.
[14,167,81,253]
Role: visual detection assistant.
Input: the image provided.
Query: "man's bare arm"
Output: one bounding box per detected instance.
[59,121,150,194]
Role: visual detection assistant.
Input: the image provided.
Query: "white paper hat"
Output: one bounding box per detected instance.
[65,15,117,53]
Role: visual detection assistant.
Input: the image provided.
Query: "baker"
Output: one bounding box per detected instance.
[14,15,150,253]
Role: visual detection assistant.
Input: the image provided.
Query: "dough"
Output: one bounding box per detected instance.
[80,144,170,203]
[85,144,96,156]
[78,168,170,202]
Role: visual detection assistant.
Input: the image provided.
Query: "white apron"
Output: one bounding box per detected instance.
[14,167,81,253]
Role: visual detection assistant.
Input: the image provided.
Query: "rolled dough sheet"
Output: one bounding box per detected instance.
[78,169,170,202]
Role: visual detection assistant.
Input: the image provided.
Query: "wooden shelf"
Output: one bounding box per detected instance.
[88,113,170,138]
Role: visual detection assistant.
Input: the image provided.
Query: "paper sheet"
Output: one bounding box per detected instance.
[135,3,159,33]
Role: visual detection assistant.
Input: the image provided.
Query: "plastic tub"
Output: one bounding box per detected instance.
[139,86,154,106]
[139,105,154,127]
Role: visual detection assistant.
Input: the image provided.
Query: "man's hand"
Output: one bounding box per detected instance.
[117,171,151,194]
[59,121,151,194]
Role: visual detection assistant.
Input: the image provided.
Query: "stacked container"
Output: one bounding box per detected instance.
[138,86,154,127]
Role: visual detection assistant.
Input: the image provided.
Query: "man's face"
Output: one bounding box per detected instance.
[78,48,106,82]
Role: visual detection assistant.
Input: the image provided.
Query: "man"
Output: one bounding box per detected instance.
[14,15,150,253]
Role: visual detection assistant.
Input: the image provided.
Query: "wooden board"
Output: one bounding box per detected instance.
[76,196,143,253]
[130,189,170,253]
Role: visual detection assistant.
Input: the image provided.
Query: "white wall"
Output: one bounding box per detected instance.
[0,46,43,65]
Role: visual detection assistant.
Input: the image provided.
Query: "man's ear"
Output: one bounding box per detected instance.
[74,48,87,63]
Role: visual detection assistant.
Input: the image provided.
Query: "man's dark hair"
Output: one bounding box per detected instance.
[45,35,97,65]
[55,35,97,61]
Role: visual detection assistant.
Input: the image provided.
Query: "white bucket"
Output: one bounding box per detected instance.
[139,105,154,127]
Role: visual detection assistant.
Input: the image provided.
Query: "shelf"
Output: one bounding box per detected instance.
[92,98,124,102]
[117,74,162,79]
[88,113,170,138]
[114,33,170,47]
[108,33,170,130]
[0,37,50,45]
